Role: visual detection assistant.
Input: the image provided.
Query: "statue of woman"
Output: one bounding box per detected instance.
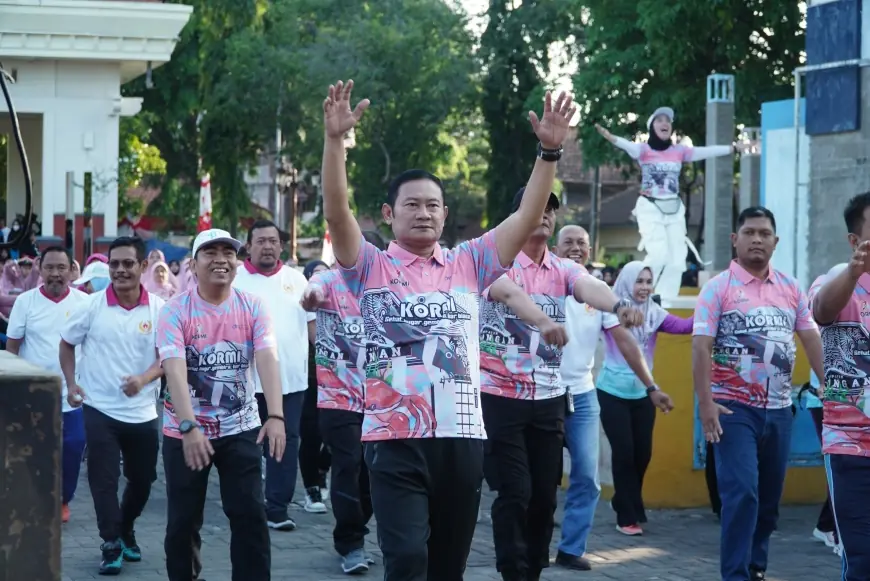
[596,107,747,298]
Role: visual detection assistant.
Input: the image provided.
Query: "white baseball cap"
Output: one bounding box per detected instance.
[191,228,242,257]
[73,261,110,286]
[646,106,675,130]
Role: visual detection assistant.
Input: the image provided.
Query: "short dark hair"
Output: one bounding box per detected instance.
[247,219,281,244]
[108,236,147,262]
[40,246,70,264]
[386,169,445,207]
[737,206,777,232]
[362,230,387,251]
[844,192,870,235]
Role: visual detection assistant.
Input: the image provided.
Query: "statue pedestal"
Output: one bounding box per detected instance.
[0,352,62,581]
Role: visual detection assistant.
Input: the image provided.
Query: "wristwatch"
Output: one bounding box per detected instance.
[612,298,632,314]
[179,419,200,435]
[646,384,660,394]
[537,142,563,162]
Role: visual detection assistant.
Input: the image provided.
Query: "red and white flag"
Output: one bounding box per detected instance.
[321,229,335,266]
[198,174,213,232]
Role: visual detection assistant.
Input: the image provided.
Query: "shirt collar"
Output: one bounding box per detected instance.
[387,241,445,266]
[516,250,552,270]
[106,284,149,309]
[729,259,773,284]
[39,285,71,304]
[243,258,282,277]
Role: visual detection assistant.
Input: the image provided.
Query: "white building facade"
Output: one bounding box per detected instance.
[0,0,191,258]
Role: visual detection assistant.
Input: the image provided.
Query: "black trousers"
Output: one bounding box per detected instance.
[163,429,270,581]
[809,407,837,534]
[299,380,331,489]
[598,390,656,527]
[83,405,159,542]
[320,409,372,556]
[365,438,483,581]
[481,393,565,578]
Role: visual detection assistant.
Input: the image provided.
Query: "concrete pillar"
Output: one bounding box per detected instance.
[0,352,62,581]
[703,74,736,271]
[738,127,762,210]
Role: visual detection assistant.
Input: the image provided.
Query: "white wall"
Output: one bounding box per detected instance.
[2,115,42,222]
[1,59,122,236]
[764,127,811,289]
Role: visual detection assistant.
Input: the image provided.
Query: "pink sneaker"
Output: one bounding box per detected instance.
[616,524,643,536]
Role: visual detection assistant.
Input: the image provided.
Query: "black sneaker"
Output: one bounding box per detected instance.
[99,540,123,575]
[555,550,592,571]
[750,568,766,580]
[267,514,297,531]
[121,530,141,562]
[304,486,327,514]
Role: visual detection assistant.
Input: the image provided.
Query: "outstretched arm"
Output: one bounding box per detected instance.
[321,80,371,268]
[595,124,642,159]
[689,145,734,162]
[492,91,576,268]
[487,277,567,347]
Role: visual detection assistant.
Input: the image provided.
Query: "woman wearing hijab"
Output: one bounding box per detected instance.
[597,261,691,536]
[297,259,333,511]
[595,109,747,298]
[85,253,107,266]
[143,260,176,300]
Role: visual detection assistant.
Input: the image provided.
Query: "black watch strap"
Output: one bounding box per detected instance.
[179,419,199,434]
[537,142,563,162]
[646,384,660,394]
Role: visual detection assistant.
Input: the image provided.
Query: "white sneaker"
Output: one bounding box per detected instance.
[304,486,328,514]
[813,528,836,547]
[833,543,843,557]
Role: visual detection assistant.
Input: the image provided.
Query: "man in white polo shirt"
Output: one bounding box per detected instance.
[552,225,660,571]
[5,246,88,524]
[59,236,165,576]
[233,219,314,530]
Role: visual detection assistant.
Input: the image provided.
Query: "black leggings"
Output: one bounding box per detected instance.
[299,379,331,489]
[598,390,655,527]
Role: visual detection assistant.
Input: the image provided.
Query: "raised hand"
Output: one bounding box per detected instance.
[323,80,371,139]
[848,240,870,279]
[529,90,576,150]
[300,286,327,312]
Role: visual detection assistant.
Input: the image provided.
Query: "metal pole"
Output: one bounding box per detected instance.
[65,171,75,257]
[792,71,801,281]
[590,167,601,260]
[289,169,298,263]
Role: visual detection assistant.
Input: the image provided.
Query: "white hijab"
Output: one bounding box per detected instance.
[612,261,669,346]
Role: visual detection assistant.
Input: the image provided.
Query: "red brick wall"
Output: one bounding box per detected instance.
[52,214,106,264]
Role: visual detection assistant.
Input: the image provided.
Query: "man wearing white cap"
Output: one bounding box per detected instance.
[595,108,746,298]
[6,246,88,524]
[59,236,165,575]
[157,228,287,581]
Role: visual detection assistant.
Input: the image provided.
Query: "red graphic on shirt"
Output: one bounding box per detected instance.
[317,366,363,411]
[364,377,436,439]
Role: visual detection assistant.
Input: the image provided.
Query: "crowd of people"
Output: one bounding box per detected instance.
[0,80,868,581]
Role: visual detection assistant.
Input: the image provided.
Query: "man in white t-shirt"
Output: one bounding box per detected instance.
[552,225,659,571]
[233,219,316,529]
[5,247,88,524]
[59,236,165,576]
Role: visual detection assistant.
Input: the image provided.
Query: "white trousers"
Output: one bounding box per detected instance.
[634,196,691,299]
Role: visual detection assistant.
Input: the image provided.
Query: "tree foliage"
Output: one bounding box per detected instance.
[574,0,804,169]
[479,0,584,226]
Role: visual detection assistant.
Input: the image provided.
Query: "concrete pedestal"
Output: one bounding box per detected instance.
[0,352,62,581]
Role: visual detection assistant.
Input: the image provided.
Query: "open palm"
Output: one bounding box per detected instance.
[323,80,370,139]
[529,91,576,150]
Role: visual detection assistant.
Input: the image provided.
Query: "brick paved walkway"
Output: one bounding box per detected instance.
[62,455,842,581]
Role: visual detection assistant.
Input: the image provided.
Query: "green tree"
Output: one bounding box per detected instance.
[574,0,803,169]
[117,116,167,218]
[479,0,584,226]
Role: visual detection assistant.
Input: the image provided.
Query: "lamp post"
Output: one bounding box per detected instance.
[289,168,299,264]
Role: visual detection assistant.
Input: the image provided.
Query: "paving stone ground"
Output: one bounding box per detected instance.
[62,447,843,581]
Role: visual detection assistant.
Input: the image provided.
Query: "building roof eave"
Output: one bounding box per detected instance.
[0,0,192,81]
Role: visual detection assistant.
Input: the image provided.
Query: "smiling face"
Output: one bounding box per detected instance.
[382,179,447,251]
[554,225,590,264]
[108,245,146,292]
[652,114,673,140]
[194,242,238,288]
[633,267,654,302]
